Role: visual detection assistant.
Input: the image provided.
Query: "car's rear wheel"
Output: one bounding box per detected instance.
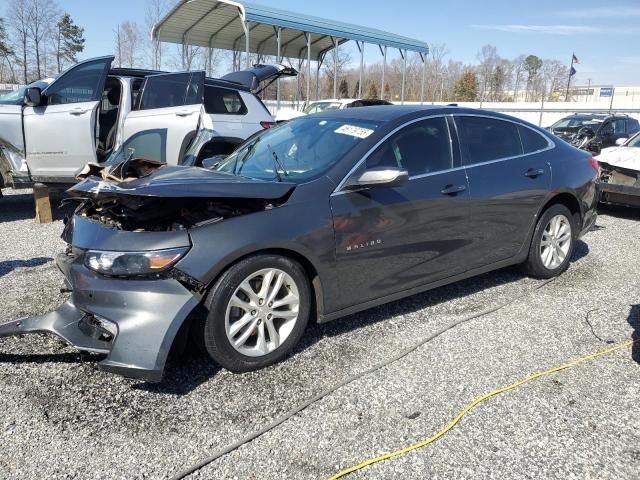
[202,254,310,372]
[523,204,575,279]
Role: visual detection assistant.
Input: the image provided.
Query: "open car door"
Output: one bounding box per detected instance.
[23,56,113,182]
[121,71,205,165]
[220,64,297,94]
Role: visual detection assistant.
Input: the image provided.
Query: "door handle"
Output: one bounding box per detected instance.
[440,184,467,196]
[524,168,545,178]
[69,107,90,115]
[175,110,195,117]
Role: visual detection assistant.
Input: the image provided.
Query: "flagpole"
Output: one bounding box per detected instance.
[565,53,575,101]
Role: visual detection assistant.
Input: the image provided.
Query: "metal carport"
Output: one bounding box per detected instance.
[153,0,429,108]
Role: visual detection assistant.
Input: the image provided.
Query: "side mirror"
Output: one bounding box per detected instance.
[24,87,42,107]
[345,167,409,190]
[615,137,628,146]
[201,154,227,169]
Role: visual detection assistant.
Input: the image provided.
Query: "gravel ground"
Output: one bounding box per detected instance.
[0,189,639,480]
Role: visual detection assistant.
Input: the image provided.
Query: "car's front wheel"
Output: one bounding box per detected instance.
[523,204,575,279]
[201,254,311,372]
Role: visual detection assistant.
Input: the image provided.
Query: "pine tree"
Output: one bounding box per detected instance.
[384,83,391,100]
[452,70,479,102]
[56,13,85,73]
[338,79,349,99]
[352,80,360,98]
[366,82,378,99]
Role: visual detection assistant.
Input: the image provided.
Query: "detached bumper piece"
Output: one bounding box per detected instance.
[599,181,640,208]
[0,255,200,383]
[0,301,112,354]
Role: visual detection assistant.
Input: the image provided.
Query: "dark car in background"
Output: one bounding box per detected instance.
[0,106,599,382]
[548,113,640,153]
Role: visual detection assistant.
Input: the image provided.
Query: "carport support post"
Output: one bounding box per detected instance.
[420,52,426,104]
[245,22,251,69]
[380,45,387,100]
[276,27,282,111]
[306,33,311,102]
[358,41,364,98]
[400,49,406,104]
[333,37,338,99]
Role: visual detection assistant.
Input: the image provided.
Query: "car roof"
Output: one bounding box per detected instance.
[109,67,251,92]
[309,105,524,123]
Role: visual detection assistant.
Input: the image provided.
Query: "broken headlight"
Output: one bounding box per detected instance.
[84,247,189,276]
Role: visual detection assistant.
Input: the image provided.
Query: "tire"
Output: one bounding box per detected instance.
[523,204,576,279]
[201,254,311,372]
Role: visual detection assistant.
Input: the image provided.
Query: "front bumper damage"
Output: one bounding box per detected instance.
[0,217,200,383]
[599,162,640,208]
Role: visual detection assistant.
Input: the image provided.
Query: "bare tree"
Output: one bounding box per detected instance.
[27,0,59,79]
[322,45,352,97]
[7,0,29,83]
[476,44,499,102]
[145,0,171,69]
[0,17,17,83]
[511,54,526,101]
[114,21,141,68]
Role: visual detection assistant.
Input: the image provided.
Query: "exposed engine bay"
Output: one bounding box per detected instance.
[67,158,295,231]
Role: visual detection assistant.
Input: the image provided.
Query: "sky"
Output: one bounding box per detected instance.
[19,0,640,86]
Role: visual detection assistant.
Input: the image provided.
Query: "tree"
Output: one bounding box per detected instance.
[523,55,543,101]
[452,70,478,101]
[0,18,16,82]
[7,0,29,83]
[56,14,84,73]
[27,0,59,79]
[384,82,391,99]
[338,79,349,98]
[144,0,171,70]
[114,21,141,68]
[512,54,526,101]
[322,45,351,97]
[366,81,378,99]
[476,44,499,101]
[352,80,360,98]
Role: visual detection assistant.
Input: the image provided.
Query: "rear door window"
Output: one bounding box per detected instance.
[518,125,549,153]
[456,116,523,165]
[366,117,452,176]
[139,71,204,110]
[204,86,247,114]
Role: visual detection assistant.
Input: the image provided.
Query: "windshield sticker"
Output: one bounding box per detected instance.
[335,124,374,139]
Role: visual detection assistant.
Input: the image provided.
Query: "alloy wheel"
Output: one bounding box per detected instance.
[225,268,300,357]
[540,214,572,270]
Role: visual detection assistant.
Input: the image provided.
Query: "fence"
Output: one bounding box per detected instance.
[264,99,640,127]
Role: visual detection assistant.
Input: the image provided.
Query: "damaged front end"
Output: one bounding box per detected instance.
[0,160,295,382]
[598,162,640,208]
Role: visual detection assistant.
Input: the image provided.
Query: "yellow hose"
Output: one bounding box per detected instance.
[329,339,636,480]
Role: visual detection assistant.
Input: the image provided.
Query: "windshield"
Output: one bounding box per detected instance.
[628,132,640,148]
[303,101,342,114]
[215,117,381,183]
[552,117,604,129]
[0,80,49,105]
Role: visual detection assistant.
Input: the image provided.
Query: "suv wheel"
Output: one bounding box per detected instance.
[202,254,310,372]
[523,204,575,279]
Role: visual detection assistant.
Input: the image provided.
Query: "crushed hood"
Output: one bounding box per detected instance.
[69,162,296,200]
[596,147,640,172]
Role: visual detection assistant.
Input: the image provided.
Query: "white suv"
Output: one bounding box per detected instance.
[0,55,296,190]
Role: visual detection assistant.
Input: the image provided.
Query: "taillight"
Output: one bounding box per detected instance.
[587,157,599,172]
[260,121,276,129]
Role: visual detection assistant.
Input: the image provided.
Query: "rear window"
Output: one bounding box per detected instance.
[457,116,523,165]
[204,86,247,115]
[518,126,549,153]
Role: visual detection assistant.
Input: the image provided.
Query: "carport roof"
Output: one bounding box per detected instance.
[153,0,429,60]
